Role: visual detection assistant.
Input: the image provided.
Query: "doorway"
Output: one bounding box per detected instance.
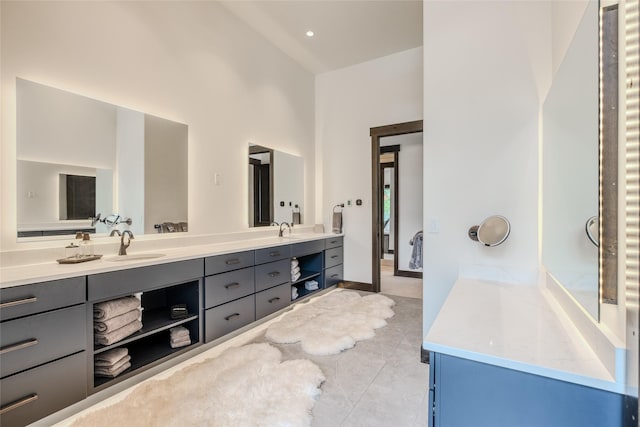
[371,120,423,294]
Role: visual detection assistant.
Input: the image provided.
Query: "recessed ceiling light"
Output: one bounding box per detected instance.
[305,30,315,37]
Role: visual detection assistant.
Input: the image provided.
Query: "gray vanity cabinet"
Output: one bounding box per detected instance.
[0,277,87,426]
[324,237,344,288]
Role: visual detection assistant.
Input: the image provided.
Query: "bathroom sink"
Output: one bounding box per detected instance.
[106,253,166,262]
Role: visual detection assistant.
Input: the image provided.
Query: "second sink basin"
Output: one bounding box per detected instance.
[106,253,166,262]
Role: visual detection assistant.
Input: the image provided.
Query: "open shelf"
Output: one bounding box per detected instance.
[292,270,321,286]
[94,308,197,353]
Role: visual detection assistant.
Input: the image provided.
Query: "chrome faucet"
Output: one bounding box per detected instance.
[110,229,134,255]
[278,222,291,237]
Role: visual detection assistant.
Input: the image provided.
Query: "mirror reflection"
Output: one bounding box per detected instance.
[16,78,188,238]
[542,2,599,319]
[248,144,303,227]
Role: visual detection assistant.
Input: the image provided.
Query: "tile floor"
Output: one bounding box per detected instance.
[380,264,423,299]
[253,293,429,426]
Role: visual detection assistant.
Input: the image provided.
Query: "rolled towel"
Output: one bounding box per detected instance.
[94,309,141,333]
[291,258,299,268]
[94,296,141,321]
[169,326,190,339]
[94,347,128,367]
[291,265,300,275]
[95,361,131,378]
[95,320,143,346]
[291,286,299,300]
[292,271,301,282]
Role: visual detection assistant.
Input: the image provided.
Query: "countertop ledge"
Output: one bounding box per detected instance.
[0,233,339,288]
[423,278,622,394]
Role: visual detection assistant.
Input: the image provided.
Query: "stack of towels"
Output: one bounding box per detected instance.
[291,286,299,301]
[291,257,301,282]
[94,347,131,378]
[304,280,319,291]
[169,326,191,349]
[94,296,143,346]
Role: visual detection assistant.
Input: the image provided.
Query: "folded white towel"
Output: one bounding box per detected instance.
[291,258,299,268]
[291,265,300,275]
[304,280,319,291]
[94,309,141,333]
[94,347,128,366]
[95,320,143,346]
[169,326,190,339]
[292,272,301,282]
[170,337,191,348]
[94,296,141,321]
[95,361,131,378]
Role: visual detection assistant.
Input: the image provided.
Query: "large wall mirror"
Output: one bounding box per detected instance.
[542,1,599,319]
[248,144,303,227]
[16,78,188,239]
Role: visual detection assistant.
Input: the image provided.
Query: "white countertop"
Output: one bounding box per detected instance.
[0,233,335,289]
[423,278,620,393]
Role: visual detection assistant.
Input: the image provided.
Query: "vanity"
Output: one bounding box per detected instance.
[0,233,343,426]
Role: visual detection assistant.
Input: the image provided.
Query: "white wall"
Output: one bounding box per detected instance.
[116,108,145,235]
[396,134,423,271]
[315,47,423,283]
[144,114,188,234]
[422,1,551,333]
[1,0,315,250]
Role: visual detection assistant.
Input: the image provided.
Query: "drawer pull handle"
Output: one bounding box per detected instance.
[269,251,280,257]
[268,297,281,303]
[331,274,339,278]
[330,240,338,244]
[0,296,37,309]
[268,271,280,278]
[225,313,240,321]
[225,259,240,265]
[0,338,39,355]
[224,282,240,289]
[331,255,339,259]
[0,394,38,415]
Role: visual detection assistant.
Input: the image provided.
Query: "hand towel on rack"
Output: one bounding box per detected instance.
[95,320,143,346]
[292,211,301,225]
[94,296,141,321]
[332,211,343,234]
[94,309,141,333]
[409,231,423,270]
[94,347,128,367]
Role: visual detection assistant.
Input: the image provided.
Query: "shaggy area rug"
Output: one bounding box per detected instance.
[265,290,395,355]
[69,343,325,427]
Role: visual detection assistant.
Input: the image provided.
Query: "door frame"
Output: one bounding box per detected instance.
[370,120,423,293]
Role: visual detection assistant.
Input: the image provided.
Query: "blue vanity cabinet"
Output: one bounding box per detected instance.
[0,277,87,427]
[254,245,291,318]
[428,352,624,427]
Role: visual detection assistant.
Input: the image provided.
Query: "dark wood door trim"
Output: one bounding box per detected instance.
[371,120,423,293]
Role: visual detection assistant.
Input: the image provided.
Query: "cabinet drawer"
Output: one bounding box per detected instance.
[204,295,256,342]
[325,247,343,269]
[205,267,255,308]
[255,259,291,292]
[88,259,203,301]
[325,236,343,249]
[0,351,86,427]
[205,251,254,275]
[291,240,324,257]
[1,304,86,378]
[255,283,291,319]
[255,245,291,265]
[324,264,344,288]
[0,277,85,321]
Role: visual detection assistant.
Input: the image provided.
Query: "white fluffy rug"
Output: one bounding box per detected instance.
[69,343,325,427]
[265,290,395,355]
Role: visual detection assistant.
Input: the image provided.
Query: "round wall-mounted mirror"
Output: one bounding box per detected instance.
[585,216,599,247]
[468,215,511,247]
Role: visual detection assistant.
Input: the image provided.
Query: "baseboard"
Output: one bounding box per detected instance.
[338,281,374,291]
[420,346,430,364]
